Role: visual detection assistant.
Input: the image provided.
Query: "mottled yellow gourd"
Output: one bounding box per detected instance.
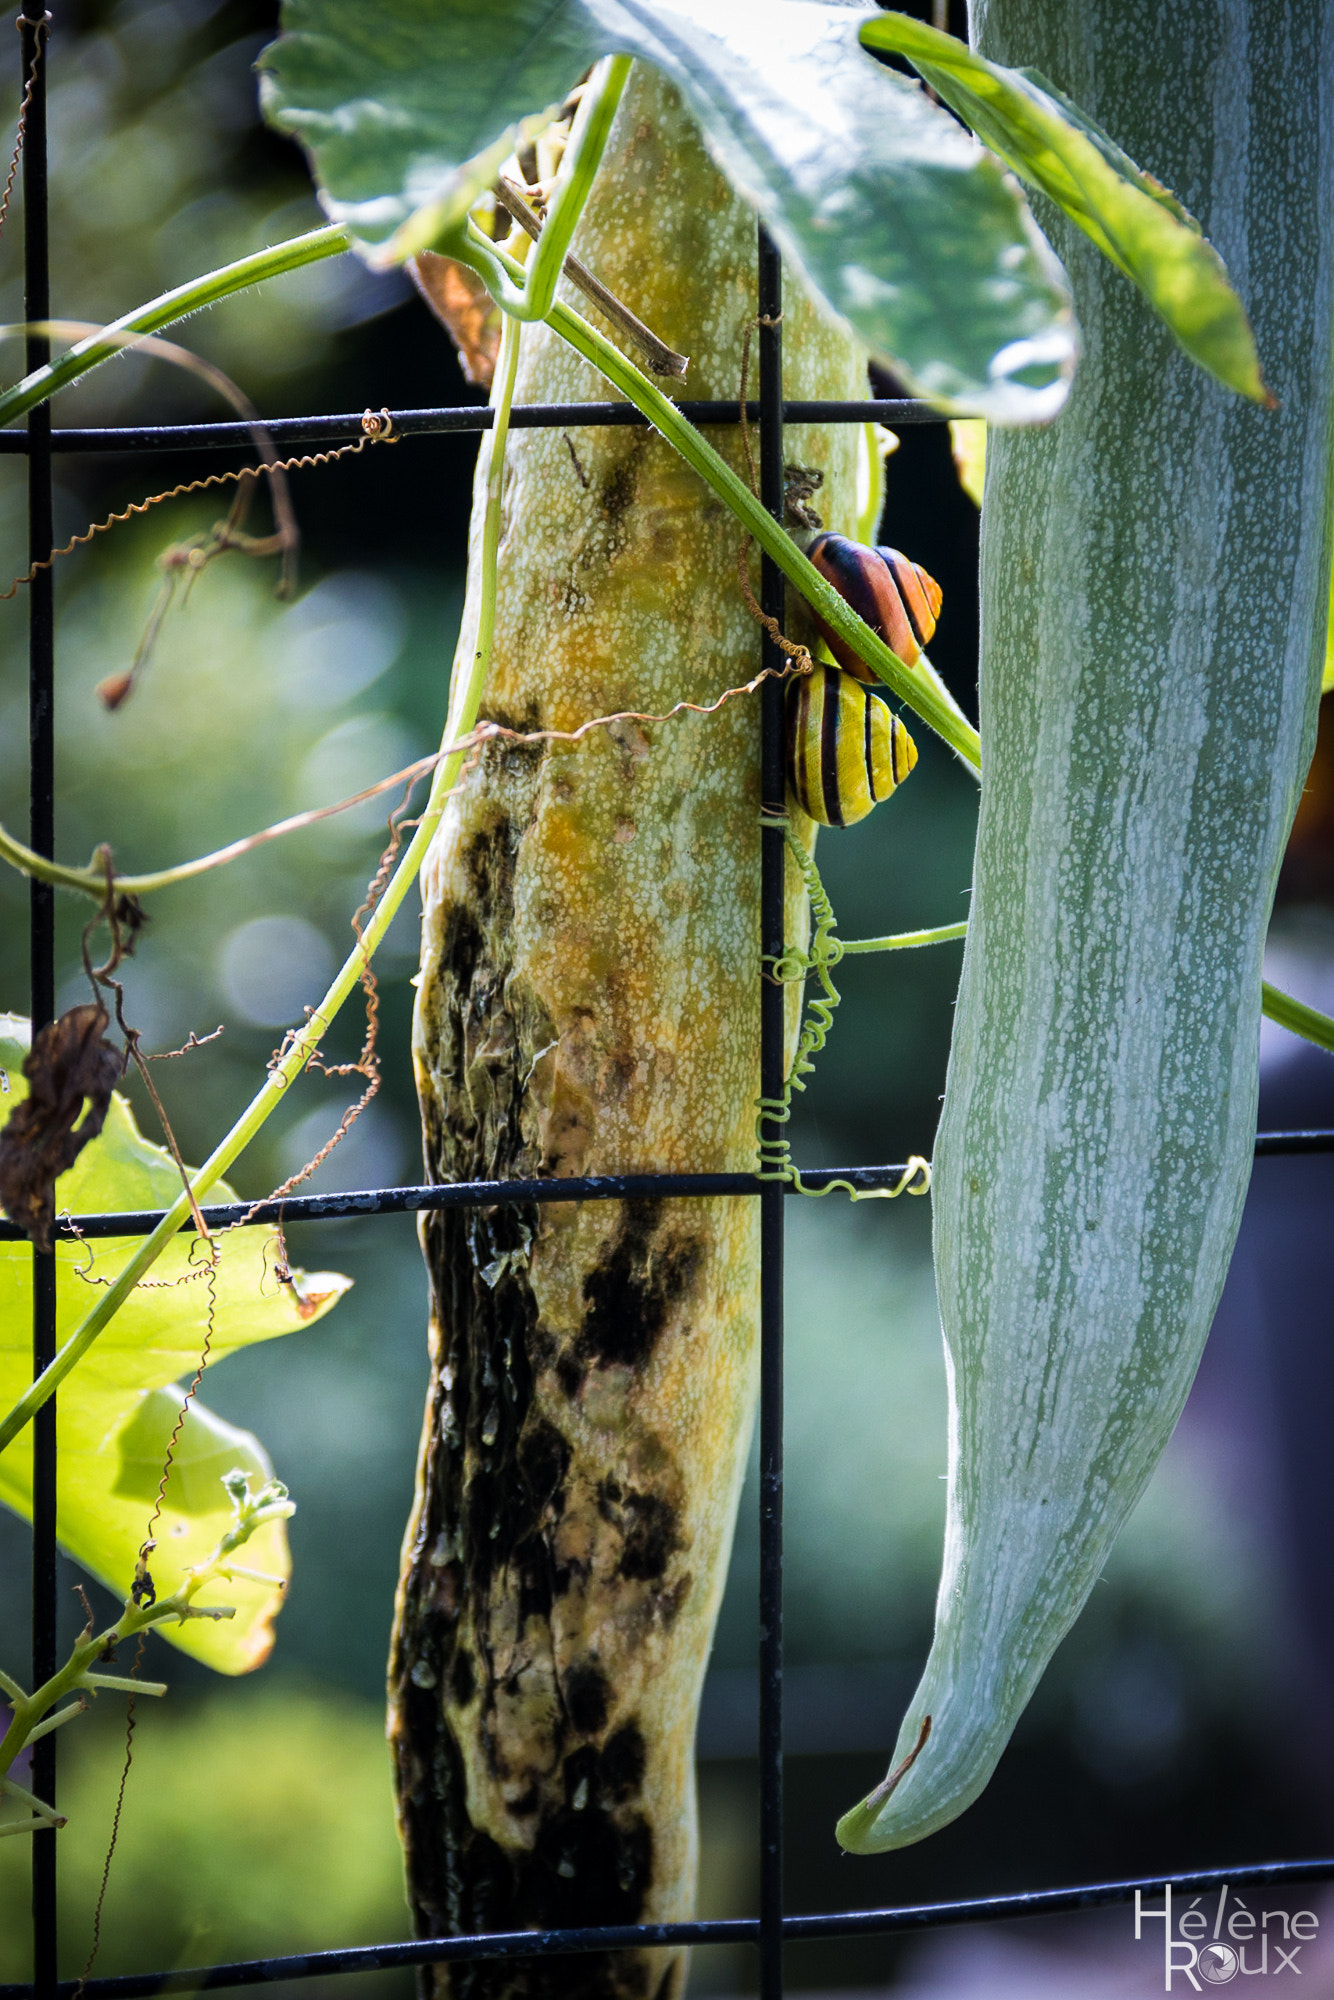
[389,65,865,2000]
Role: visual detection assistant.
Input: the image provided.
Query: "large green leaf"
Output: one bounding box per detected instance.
[0,1017,350,1674]
[860,13,1266,404]
[258,0,1077,422]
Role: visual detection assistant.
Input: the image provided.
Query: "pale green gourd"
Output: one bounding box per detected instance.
[840,0,1334,1854]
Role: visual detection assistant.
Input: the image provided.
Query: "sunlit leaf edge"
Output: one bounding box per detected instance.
[860,12,1268,406]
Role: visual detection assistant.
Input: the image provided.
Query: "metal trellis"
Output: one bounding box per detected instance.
[7,20,1334,2000]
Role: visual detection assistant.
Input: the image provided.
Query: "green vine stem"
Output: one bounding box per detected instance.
[0,748,445,899]
[0,312,526,1460]
[0,1473,292,1834]
[1260,978,1334,1056]
[0,225,348,432]
[819,917,1334,1055]
[842,920,970,953]
[480,57,632,325]
[0,825,132,897]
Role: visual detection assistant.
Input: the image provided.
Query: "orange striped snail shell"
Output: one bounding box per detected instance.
[806,532,943,682]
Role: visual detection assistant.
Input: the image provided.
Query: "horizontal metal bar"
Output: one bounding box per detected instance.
[0,1164,923,1241]
[0,398,941,455]
[1252,1128,1334,1155]
[0,1131,1325,1242]
[9,1855,1333,1999]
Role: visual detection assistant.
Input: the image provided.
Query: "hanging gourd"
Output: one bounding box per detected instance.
[836,0,1334,1857]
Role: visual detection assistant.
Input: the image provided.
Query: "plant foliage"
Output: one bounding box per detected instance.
[0,1017,350,1674]
[258,0,1077,421]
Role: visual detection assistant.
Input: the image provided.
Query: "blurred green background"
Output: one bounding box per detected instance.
[1,0,1332,1992]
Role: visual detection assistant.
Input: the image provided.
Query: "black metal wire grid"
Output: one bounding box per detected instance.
[7,20,1334,2000]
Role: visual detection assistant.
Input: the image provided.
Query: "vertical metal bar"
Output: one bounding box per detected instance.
[756,223,785,2000]
[21,2,57,1992]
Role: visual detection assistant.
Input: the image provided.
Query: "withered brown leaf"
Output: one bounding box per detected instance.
[409,252,502,389]
[0,1003,122,1251]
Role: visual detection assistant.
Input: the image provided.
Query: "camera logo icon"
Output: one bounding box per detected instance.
[1197,1943,1239,1984]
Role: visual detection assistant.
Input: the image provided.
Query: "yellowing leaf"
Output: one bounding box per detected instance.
[948,419,986,509]
[855,424,899,546]
[0,1016,351,1672]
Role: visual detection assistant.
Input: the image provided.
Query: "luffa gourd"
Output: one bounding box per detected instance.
[839,0,1334,1853]
[389,66,862,1998]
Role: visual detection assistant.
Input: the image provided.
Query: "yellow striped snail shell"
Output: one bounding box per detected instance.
[786,663,917,827]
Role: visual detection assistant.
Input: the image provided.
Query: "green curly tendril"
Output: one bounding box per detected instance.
[755,816,931,1202]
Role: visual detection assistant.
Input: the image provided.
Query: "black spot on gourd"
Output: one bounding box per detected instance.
[462,820,515,911]
[513,1534,555,1623]
[518,1415,571,1512]
[579,1199,703,1371]
[437,901,486,1001]
[601,460,637,527]
[600,1723,647,1802]
[565,1658,612,1736]
[615,1487,682,1583]
[590,1477,687,1617]
[451,1647,476,1708]
[528,1795,654,1930]
[559,1724,648,1814]
[554,1349,586,1401]
[479,696,542,739]
[598,432,649,544]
